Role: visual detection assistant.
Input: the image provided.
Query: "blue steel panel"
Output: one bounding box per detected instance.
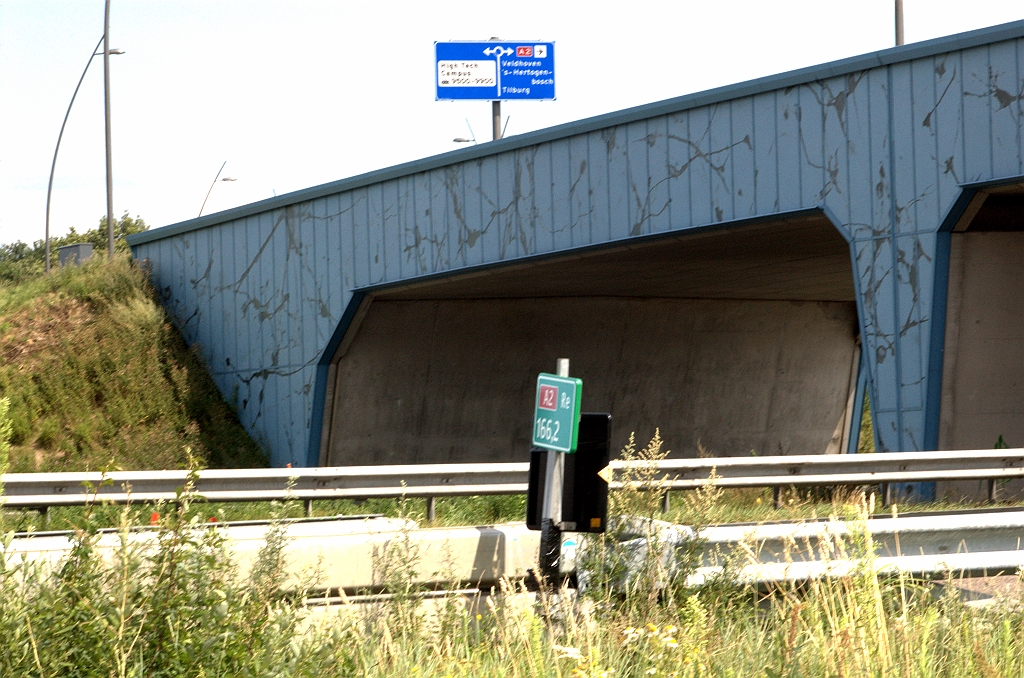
[462,160,486,265]
[174,236,191,340]
[586,130,611,241]
[208,227,223,374]
[229,216,247,374]
[605,126,631,240]
[961,46,994,182]
[666,113,694,230]
[514,149,537,256]
[685,107,715,226]
[894,233,928,412]
[799,84,825,209]
[434,165,462,266]
[297,203,319,359]
[567,133,590,246]
[366,184,385,285]
[910,58,939,231]
[531,146,555,254]
[1019,39,1024,168]
[890,62,919,236]
[549,138,573,250]
[476,154,501,263]
[253,210,275,370]
[776,88,802,212]
[819,74,856,219]
[325,194,345,319]
[284,206,303,371]
[845,71,874,234]
[382,179,402,281]
[646,116,673,233]
[731,99,756,219]
[396,175,418,277]
[351,188,370,288]
[868,68,892,242]
[625,119,653,235]
[708,105,734,223]
[930,53,964,218]
[989,41,1022,178]
[431,167,452,270]
[127,29,1024,466]
[308,199,328,348]
[496,149,520,258]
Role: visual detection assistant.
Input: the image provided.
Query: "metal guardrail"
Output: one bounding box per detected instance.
[0,463,530,509]
[1,449,1022,511]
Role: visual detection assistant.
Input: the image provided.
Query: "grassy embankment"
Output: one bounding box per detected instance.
[0,247,265,475]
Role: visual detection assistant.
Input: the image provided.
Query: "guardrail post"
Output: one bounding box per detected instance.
[773,486,782,509]
[988,479,997,503]
[426,497,436,522]
[661,492,670,513]
[304,499,313,518]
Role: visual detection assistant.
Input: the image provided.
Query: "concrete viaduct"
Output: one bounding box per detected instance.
[129,23,1024,501]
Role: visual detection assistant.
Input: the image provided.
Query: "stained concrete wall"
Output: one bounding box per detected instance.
[938,229,1024,500]
[323,296,859,465]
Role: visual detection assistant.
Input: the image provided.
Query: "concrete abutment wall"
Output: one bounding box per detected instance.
[320,217,863,465]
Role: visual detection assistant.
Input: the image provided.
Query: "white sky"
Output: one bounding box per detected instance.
[1,0,1021,246]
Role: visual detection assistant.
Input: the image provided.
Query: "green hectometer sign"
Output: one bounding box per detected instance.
[532,373,583,453]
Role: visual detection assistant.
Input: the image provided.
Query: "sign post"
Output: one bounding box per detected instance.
[531,358,580,582]
[435,40,556,140]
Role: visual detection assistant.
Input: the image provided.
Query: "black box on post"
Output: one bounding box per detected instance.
[562,412,611,533]
[526,413,611,533]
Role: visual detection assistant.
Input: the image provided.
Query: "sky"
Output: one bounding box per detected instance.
[1,0,1022,247]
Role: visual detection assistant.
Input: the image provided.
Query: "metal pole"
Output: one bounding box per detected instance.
[103,0,115,259]
[199,161,227,217]
[895,0,905,46]
[46,35,105,275]
[538,358,569,583]
[492,100,501,140]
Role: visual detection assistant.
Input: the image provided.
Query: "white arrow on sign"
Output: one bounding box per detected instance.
[482,46,514,57]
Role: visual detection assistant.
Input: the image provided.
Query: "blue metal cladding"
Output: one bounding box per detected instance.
[129,23,1024,468]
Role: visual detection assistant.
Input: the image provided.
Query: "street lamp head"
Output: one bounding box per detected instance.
[453,138,473,143]
[221,177,236,182]
[108,49,125,55]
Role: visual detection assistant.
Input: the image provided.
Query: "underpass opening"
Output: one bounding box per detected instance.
[939,182,1024,500]
[319,213,861,466]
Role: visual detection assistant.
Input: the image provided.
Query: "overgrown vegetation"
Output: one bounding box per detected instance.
[3,432,1024,676]
[0,212,146,284]
[0,220,264,472]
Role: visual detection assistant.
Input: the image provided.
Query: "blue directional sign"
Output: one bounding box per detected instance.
[435,41,555,101]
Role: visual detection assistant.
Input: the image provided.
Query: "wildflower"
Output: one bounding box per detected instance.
[621,627,641,644]
[645,668,658,675]
[554,645,584,661]
[663,637,678,648]
[646,623,659,636]
[663,625,677,635]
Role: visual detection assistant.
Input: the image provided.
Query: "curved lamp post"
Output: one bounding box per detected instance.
[44,36,123,273]
[199,161,236,217]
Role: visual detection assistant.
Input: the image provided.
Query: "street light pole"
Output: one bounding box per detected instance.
[103,0,115,259]
[45,35,104,274]
[199,162,237,217]
[895,0,905,46]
